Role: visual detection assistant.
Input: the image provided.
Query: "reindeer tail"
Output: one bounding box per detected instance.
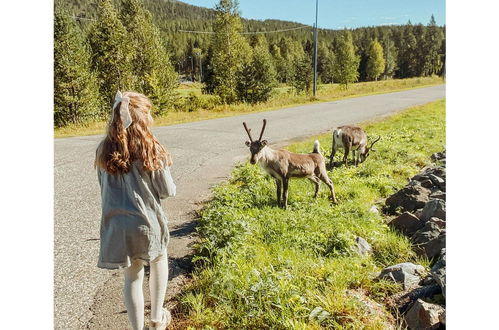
[313,140,321,154]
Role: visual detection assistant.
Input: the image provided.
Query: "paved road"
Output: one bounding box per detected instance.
[54,85,445,329]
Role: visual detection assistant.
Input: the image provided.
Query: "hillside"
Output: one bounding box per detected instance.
[56,0,445,80]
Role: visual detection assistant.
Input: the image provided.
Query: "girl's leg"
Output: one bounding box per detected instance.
[124,259,145,330]
[149,251,169,323]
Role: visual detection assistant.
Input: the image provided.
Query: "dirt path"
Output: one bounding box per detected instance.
[53,85,445,329]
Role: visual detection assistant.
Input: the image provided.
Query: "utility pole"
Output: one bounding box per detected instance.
[312,0,319,97]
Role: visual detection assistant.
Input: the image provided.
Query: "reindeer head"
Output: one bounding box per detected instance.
[243,119,268,165]
[360,136,381,163]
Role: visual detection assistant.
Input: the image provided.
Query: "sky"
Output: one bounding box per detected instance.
[180,0,446,29]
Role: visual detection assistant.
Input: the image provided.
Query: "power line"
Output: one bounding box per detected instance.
[177,25,311,35]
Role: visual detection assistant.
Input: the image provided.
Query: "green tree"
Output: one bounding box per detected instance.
[236,35,277,103]
[290,55,313,94]
[422,15,444,76]
[397,22,418,78]
[88,0,135,106]
[120,0,178,113]
[54,9,102,127]
[270,44,287,83]
[333,31,360,88]
[317,42,335,83]
[366,39,385,81]
[209,0,251,103]
[381,32,397,79]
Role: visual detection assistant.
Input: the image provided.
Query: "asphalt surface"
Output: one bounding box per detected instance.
[54,85,445,329]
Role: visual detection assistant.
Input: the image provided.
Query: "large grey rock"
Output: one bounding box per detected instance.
[405,299,445,330]
[421,233,446,259]
[428,174,445,191]
[431,249,446,297]
[354,236,372,256]
[412,222,442,245]
[389,212,424,236]
[412,222,445,258]
[377,263,426,290]
[420,199,446,223]
[385,184,431,213]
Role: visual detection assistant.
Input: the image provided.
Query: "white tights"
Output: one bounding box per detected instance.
[123,252,169,330]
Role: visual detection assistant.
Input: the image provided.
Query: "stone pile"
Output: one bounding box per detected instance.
[379,150,446,329]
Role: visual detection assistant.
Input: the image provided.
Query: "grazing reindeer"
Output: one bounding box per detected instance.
[329,125,380,167]
[243,119,337,209]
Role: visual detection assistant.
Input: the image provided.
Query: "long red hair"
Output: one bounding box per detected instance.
[95,92,171,174]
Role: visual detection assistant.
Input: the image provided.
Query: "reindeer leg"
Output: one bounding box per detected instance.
[275,178,282,207]
[282,178,289,210]
[329,142,337,168]
[344,146,350,166]
[318,168,337,204]
[309,177,320,198]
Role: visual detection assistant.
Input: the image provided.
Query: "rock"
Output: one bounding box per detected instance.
[412,222,442,245]
[377,263,426,290]
[385,184,431,213]
[354,236,372,256]
[420,199,446,223]
[388,212,424,236]
[428,217,446,229]
[431,150,446,161]
[428,174,445,191]
[412,221,446,258]
[405,299,445,330]
[431,249,446,297]
[420,179,434,189]
[420,233,446,259]
[429,190,446,201]
[413,208,424,219]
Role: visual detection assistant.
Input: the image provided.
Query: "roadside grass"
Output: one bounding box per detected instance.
[54,76,443,138]
[177,99,446,329]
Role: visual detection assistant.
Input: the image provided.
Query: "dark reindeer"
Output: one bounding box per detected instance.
[243,119,337,209]
[329,125,380,167]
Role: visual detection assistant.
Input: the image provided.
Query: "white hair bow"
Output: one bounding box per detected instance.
[113,91,132,129]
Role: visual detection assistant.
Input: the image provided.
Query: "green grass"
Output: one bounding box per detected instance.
[54,76,444,138]
[177,99,446,329]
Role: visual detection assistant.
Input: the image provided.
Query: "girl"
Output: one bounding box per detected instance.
[95,91,176,330]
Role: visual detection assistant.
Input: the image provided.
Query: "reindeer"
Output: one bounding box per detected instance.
[243,119,337,209]
[329,125,380,167]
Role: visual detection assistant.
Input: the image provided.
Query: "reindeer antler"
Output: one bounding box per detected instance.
[369,136,381,150]
[259,119,267,141]
[243,122,253,141]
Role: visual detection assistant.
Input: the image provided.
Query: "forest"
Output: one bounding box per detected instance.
[54,0,445,127]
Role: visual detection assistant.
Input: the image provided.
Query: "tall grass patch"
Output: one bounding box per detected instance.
[180,99,445,328]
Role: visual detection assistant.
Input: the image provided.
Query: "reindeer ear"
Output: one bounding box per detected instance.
[245,141,251,147]
[261,140,268,146]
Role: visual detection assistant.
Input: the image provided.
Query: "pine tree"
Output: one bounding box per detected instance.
[236,35,277,103]
[290,55,313,94]
[333,31,360,88]
[422,15,444,76]
[88,0,135,106]
[120,0,178,114]
[397,22,418,78]
[270,44,287,83]
[366,39,385,81]
[381,32,397,79]
[209,0,251,103]
[54,9,102,127]
[317,42,335,84]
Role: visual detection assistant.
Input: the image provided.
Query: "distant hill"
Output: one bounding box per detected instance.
[56,0,445,80]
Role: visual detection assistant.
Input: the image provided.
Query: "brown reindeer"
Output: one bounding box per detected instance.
[243,119,337,209]
[329,125,380,167]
